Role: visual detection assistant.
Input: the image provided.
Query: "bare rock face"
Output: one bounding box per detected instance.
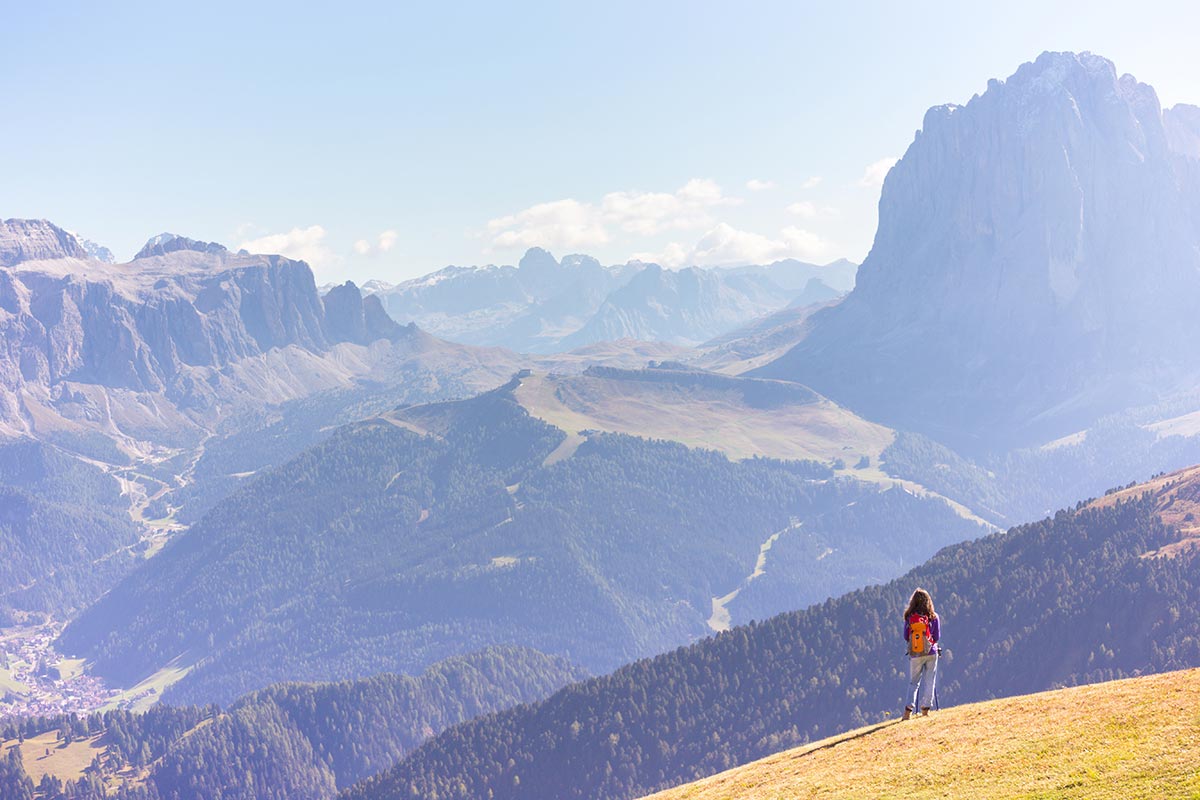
[0,224,411,439]
[322,281,405,345]
[1165,104,1200,159]
[0,219,88,266]
[756,52,1200,452]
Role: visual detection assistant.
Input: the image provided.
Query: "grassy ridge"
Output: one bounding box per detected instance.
[643,667,1200,800]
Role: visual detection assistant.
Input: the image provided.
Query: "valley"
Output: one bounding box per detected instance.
[0,620,114,718]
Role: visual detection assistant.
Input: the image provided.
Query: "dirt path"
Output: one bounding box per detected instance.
[708,521,800,632]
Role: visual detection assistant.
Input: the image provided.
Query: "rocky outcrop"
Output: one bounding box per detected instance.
[0,219,88,266]
[134,232,228,260]
[755,52,1200,452]
[323,281,406,344]
[0,223,411,438]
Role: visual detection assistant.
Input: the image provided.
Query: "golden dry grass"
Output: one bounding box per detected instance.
[7,730,105,787]
[511,372,896,467]
[509,371,994,527]
[641,668,1200,800]
[1089,464,1200,559]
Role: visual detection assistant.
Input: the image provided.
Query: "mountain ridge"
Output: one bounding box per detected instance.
[369,248,855,353]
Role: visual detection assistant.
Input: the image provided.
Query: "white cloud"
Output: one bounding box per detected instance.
[786,201,839,220]
[779,226,832,261]
[639,223,835,268]
[688,224,786,266]
[676,177,738,207]
[601,190,697,236]
[234,221,264,239]
[237,225,337,272]
[486,178,740,252]
[745,178,775,191]
[486,198,609,251]
[801,176,823,190]
[353,230,400,257]
[859,157,899,188]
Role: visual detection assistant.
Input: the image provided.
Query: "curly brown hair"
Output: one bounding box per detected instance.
[904,587,936,620]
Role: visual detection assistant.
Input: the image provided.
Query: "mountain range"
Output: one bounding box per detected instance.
[0,220,536,619]
[0,220,449,451]
[365,248,855,353]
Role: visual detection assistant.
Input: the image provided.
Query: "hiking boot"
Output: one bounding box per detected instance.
[921,707,931,717]
[902,706,913,721]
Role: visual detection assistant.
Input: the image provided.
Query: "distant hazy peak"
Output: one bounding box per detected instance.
[135,232,228,260]
[560,253,603,270]
[359,278,395,294]
[72,235,115,263]
[517,246,559,272]
[0,218,89,266]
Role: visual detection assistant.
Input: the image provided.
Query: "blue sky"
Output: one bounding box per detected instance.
[4,1,1199,282]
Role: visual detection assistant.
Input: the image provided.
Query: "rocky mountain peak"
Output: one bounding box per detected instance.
[517,247,558,273]
[74,236,115,263]
[756,51,1200,452]
[322,280,405,345]
[0,219,89,266]
[134,232,228,260]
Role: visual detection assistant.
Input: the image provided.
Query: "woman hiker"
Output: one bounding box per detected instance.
[902,587,940,720]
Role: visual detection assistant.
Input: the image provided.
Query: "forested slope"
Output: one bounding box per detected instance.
[0,439,142,616]
[345,470,1200,800]
[0,646,583,800]
[60,385,981,705]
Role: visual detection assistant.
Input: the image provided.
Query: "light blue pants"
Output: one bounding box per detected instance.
[908,654,938,710]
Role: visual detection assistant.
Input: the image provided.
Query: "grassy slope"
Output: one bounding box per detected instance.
[9,731,114,790]
[509,371,995,527]
[511,371,894,467]
[1089,464,1200,557]
[642,668,1200,800]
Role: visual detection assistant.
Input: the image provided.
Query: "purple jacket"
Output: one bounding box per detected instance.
[903,614,940,656]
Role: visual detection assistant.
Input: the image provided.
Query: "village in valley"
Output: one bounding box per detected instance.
[0,621,122,719]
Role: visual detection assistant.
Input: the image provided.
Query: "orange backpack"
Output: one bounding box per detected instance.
[908,613,933,656]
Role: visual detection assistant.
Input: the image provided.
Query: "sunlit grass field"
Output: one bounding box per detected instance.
[643,668,1200,800]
